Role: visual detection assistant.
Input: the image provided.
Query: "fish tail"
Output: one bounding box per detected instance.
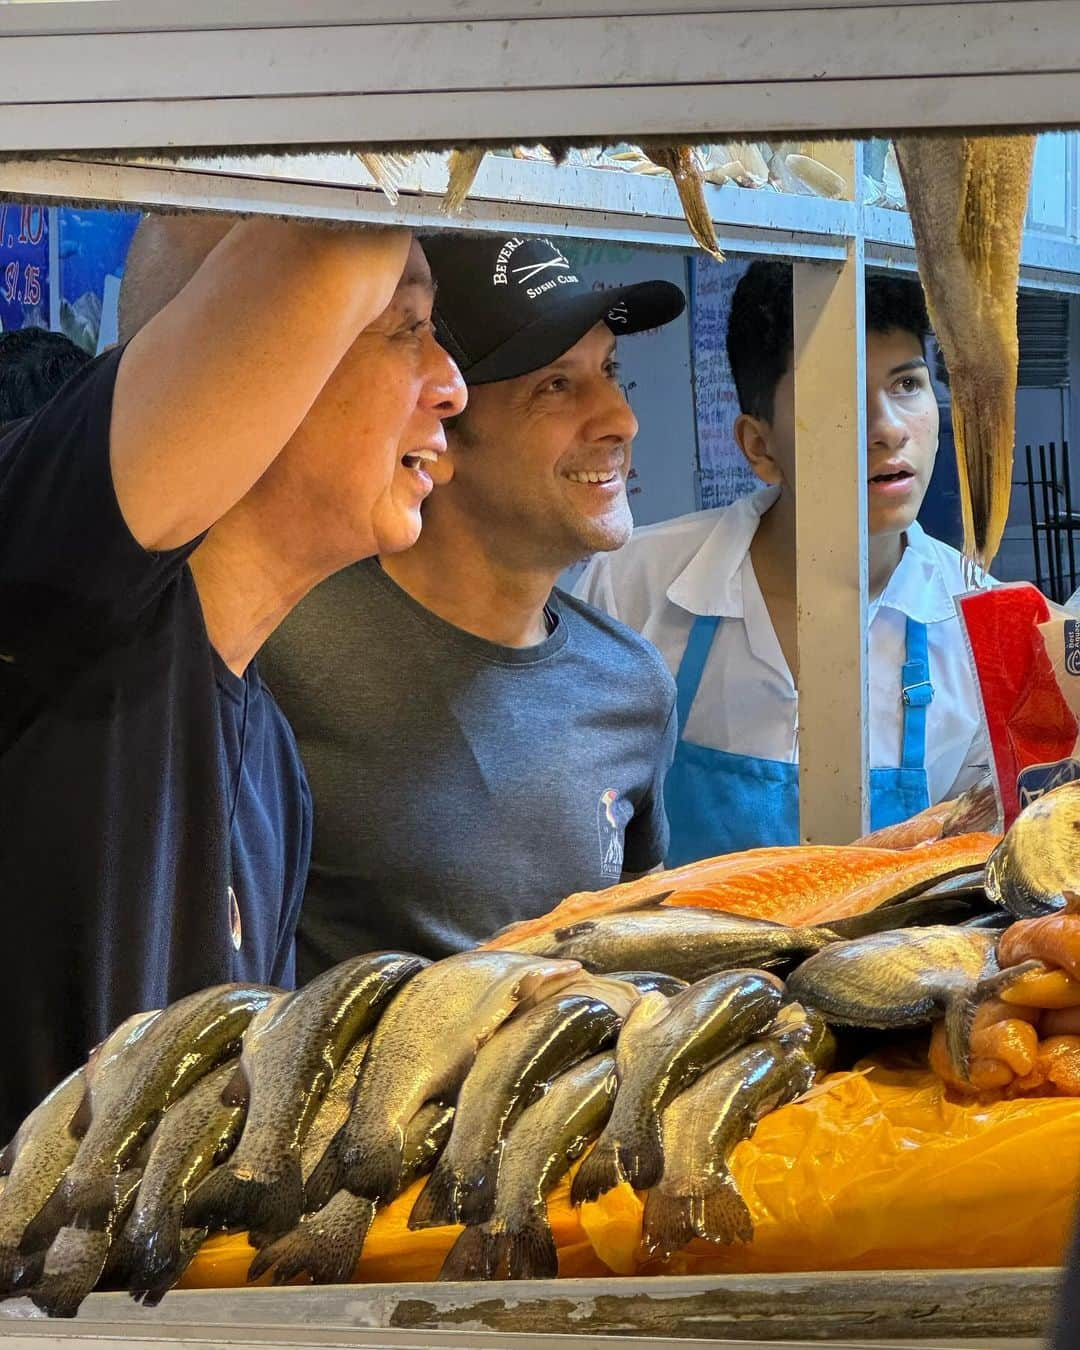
[342,1131,404,1203]
[29,1227,110,1319]
[570,1136,622,1206]
[303,1132,345,1213]
[438,1223,500,1281]
[131,1227,206,1307]
[442,148,486,214]
[127,1209,183,1296]
[944,960,1044,1078]
[506,1209,559,1280]
[616,1118,665,1191]
[19,1178,73,1253]
[250,1194,376,1286]
[408,1159,462,1230]
[457,1166,499,1227]
[697,1170,754,1246]
[66,1170,127,1232]
[641,1186,695,1260]
[188,1153,305,1236]
[0,1244,41,1298]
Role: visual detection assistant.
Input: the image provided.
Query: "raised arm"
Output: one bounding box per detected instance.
[110,220,412,551]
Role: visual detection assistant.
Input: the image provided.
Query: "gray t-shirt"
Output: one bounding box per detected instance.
[261,559,677,980]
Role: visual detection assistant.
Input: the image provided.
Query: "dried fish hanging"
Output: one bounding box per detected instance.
[442,148,488,215]
[894,134,1036,571]
[640,146,724,261]
[354,152,414,205]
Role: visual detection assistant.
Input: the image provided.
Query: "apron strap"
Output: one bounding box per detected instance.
[675,615,722,733]
[900,616,933,771]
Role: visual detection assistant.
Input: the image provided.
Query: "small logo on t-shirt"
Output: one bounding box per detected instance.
[597,788,633,878]
[228,886,242,952]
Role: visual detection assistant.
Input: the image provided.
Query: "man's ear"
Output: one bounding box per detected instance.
[734,413,783,487]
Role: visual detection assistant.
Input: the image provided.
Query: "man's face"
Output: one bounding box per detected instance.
[277,240,467,559]
[750,326,940,537]
[440,323,639,567]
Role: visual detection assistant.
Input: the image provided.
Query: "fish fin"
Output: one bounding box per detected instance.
[641,1187,695,1260]
[342,1131,404,1203]
[457,1164,499,1227]
[185,1152,304,1237]
[408,1159,461,1230]
[438,1223,500,1281]
[507,1210,559,1280]
[251,1193,377,1286]
[29,1226,110,1319]
[304,1132,345,1213]
[570,1136,622,1206]
[697,1171,754,1246]
[131,1227,206,1307]
[220,1061,251,1110]
[824,897,980,939]
[18,1180,72,1255]
[66,1170,128,1232]
[616,1117,665,1191]
[944,960,1045,1078]
[552,920,600,943]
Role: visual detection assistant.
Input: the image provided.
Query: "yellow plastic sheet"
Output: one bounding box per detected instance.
[181,1064,1080,1290]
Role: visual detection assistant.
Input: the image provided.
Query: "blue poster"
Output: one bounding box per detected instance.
[0,201,50,332]
[58,208,140,353]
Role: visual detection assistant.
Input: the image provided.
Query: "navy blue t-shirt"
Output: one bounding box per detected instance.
[0,347,311,1139]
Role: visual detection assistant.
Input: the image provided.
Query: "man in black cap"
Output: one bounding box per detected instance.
[261,233,685,974]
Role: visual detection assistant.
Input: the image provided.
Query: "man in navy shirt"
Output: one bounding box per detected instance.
[0,216,466,1138]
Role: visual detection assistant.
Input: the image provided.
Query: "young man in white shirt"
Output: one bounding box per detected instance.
[576,260,991,865]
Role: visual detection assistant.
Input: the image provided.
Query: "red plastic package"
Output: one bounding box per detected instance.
[959,582,1080,826]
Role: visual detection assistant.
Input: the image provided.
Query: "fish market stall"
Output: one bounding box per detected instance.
[3,1,1080,1345]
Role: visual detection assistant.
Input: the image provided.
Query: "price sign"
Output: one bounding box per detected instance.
[0,202,50,331]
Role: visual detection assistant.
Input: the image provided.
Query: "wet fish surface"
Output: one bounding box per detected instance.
[571,970,785,1204]
[504,908,835,983]
[410,993,619,1229]
[985,783,1080,916]
[186,954,425,1238]
[439,1054,617,1282]
[249,1103,453,1287]
[305,952,581,1208]
[29,986,276,1240]
[30,1171,144,1318]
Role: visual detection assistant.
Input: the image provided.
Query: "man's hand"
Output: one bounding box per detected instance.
[110,220,412,551]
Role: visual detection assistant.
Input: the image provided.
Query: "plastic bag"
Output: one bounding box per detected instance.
[959,582,1080,825]
[181,1063,1080,1289]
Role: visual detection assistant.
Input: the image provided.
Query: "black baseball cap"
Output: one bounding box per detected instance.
[422,233,686,385]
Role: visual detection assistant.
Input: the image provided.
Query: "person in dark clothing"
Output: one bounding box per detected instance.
[0,326,89,425]
[1054,1220,1080,1347]
[0,215,466,1138]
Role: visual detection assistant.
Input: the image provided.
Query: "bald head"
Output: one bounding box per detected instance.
[118,213,234,343]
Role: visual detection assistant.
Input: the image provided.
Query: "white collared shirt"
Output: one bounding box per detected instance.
[575,487,991,804]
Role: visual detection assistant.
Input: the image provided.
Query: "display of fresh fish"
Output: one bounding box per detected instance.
[895,135,1035,569]
[109,1060,246,1306]
[0,1011,159,1295]
[26,986,276,1243]
[855,776,998,848]
[641,1020,824,1260]
[985,783,1080,916]
[549,973,644,1020]
[485,835,999,948]
[305,953,581,1208]
[786,925,1036,1074]
[503,908,836,983]
[249,1103,453,1287]
[439,1054,617,1282]
[186,954,425,1238]
[29,1172,144,1318]
[571,970,785,1204]
[410,994,620,1230]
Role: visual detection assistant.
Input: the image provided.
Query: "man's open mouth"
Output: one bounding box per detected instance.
[565,469,619,485]
[869,469,914,484]
[402,449,440,470]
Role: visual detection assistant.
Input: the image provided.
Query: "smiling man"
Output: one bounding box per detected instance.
[260,234,685,973]
[578,260,992,864]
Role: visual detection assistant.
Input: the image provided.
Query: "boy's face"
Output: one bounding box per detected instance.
[738,326,940,538]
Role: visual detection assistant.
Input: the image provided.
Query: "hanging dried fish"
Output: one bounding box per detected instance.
[784,153,846,199]
[643,146,724,261]
[442,148,487,214]
[354,152,412,206]
[894,134,1035,570]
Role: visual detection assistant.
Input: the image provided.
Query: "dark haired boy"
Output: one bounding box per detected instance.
[577,260,991,864]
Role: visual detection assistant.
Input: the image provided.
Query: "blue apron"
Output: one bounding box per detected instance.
[664,614,933,865]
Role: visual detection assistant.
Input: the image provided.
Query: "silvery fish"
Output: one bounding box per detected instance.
[410,993,619,1230]
[306,952,581,1207]
[27,986,275,1243]
[505,908,835,982]
[571,970,785,1205]
[985,783,1080,916]
[249,1103,453,1287]
[439,1054,617,1282]
[187,954,424,1237]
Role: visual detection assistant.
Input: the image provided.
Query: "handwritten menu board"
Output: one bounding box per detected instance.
[0,202,49,332]
[690,254,760,508]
